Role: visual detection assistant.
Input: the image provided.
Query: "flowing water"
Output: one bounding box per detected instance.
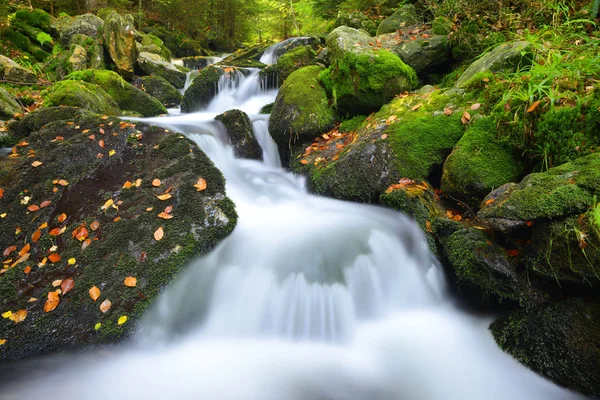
[2,59,586,400]
[259,37,314,65]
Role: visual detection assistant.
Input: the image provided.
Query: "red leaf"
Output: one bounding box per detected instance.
[61,278,75,295]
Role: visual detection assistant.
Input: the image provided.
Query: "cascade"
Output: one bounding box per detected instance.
[259,37,314,65]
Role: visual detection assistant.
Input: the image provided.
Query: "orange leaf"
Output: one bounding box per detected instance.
[48,253,61,263]
[124,276,137,287]
[40,200,51,208]
[507,249,521,257]
[27,205,40,212]
[99,140,105,148]
[32,230,41,243]
[156,194,172,201]
[154,226,164,241]
[485,198,495,205]
[527,100,542,113]
[44,291,60,312]
[158,212,173,220]
[89,286,101,301]
[444,108,453,116]
[49,228,61,236]
[90,220,100,231]
[300,159,308,165]
[100,299,112,313]
[164,205,173,214]
[31,161,43,167]
[58,213,67,223]
[75,227,89,242]
[194,178,207,192]
[123,181,133,189]
[10,309,28,323]
[57,179,69,187]
[152,179,161,187]
[23,266,31,274]
[0,187,3,198]
[61,278,75,295]
[19,244,30,257]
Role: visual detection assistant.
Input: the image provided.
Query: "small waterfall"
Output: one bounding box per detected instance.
[259,37,314,65]
[182,55,225,70]
[252,117,281,168]
[179,70,198,95]
[259,68,280,90]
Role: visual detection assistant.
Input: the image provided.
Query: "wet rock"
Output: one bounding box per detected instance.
[215,110,262,161]
[272,45,317,81]
[134,76,182,108]
[0,55,37,84]
[137,52,187,89]
[103,11,138,79]
[0,114,237,361]
[181,66,224,113]
[7,107,85,142]
[376,4,419,36]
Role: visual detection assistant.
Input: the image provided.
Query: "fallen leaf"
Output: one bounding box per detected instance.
[99,140,105,148]
[40,200,51,208]
[75,227,89,242]
[52,279,63,287]
[49,228,62,236]
[0,188,3,198]
[156,194,172,201]
[28,297,37,302]
[31,161,43,167]
[3,246,16,257]
[109,150,116,156]
[194,178,207,192]
[381,134,388,140]
[100,299,112,313]
[444,108,453,116]
[118,315,128,325]
[461,111,471,125]
[164,206,173,214]
[152,179,161,187]
[44,291,60,312]
[135,179,142,187]
[27,205,40,212]
[300,159,308,165]
[58,213,67,223]
[89,286,101,301]
[158,212,173,219]
[94,323,102,330]
[2,311,11,319]
[19,244,30,257]
[32,230,42,243]
[57,179,69,186]
[527,100,542,113]
[507,249,521,257]
[0,339,5,345]
[123,181,133,189]
[23,266,31,274]
[61,278,75,295]
[154,227,164,241]
[485,198,495,205]
[90,220,100,231]
[68,258,76,265]
[48,253,61,263]
[124,276,137,287]
[9,309,27,323]
[470,103,481,111]
[411,103,423,111]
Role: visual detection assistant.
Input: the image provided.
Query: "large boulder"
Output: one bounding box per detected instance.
[14,9,54,33]
[291,87,466,203]
[43,80,121,115]
[320,26,417,116]
[215,110,262,161]
[7,107,85,143]
[441,117,525,207]
[491,298,600,396]
[103,11,138,79]
[376,4,419,35]
[181,66,224,113]
[0,114,237,361]
[0,55,37,84]
[269,66,335,162]
[137,52,187,89]
[0,87,22,121]
[273,45,317,81]
[51,14,104,46]
[334,11,379,36]
[65,70,167,117]
[138,33,172,61]
[378,33,451,75]
[455,41,532,88]
[134,75,182,108]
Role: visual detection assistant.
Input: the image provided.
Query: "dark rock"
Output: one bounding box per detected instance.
[181,66,224,113]
[215,110,262,160]
[134,75,182,108]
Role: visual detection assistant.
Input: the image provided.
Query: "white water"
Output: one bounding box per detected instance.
[3,66,586,400]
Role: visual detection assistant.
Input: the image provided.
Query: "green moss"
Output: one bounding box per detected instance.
[432,16,453,35]
[14,9,53,32]
[43,80,121,115]
[274,45,317,81]
[259,102,274,114]
[181,66,223,113]
[320,48,418,115]
[441,117,524,206]
[136,75,182,109]
[3,28,31,52]
[65,70,167,117]
[339,115,366,133]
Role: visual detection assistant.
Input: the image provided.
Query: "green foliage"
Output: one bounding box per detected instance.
[36,32,52,46]
[339,115,367,133]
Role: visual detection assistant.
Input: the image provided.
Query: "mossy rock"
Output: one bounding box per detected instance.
[7,107,85,144]
[180,65,224,113]
[269,65,336,163]
[11,20,53,51]
[455,41,532,88]
[215,109,262,161]
[0,87,22,122]
[143,26,204,58]
[0,55,37,84]
[334,11,379,36]
[378,32,450,75]
[2,28,31,52]
[139,33,172,61]
[321,26,418,116]
[218,43,269,68]
[0,114,237,361]
[134,75,182,108]
[376,4,419,36]
[103,11,138,79]
[273,45,317,81]
[14,9,54,33]
[259,102,274,114]
[65,70,167,117]
[291,87,467,203]
[42,80,121,115]
[137,51,187,89]
[491,298,600,396]
[442,117,525,207]
[51,14,104,46]
[479,153,600,222]
[432,16,453,35]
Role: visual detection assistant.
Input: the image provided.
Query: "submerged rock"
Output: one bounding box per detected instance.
[491,298,600,396]
[215,110,262,161]
[137,52,187,89]
[0,55,37,84]
[0,114,237,361]
[103,11,138,79]
[65,70,167,117]
[134,75,182,108]
[376,4,419,35]
[269,66,335,162]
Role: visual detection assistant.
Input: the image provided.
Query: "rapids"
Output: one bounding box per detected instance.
[1,44,587,400]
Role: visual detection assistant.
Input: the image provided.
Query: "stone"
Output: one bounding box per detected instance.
[377,5,419,35]
[215,110,262,160]
[0,55,37,84]
[103,11,138,79]
[137,51,187,89]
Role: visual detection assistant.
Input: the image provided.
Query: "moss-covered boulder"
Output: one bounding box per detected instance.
[7,107,85,144]
[442,117,525,207]
[43,80,121,116]
[137,52,187,89]
[143,26,204,58]
[103,11,138,79]
[334,11,379,36]
[0,55,37,84]
[1,28,32,53]
[378,32,450,75]
[215,110,262,161]
[14,9,54,33]
[70,34,105,70]
[0,114,237,361]
[65,70,167,117]
[269,66,335,162]
[291,87,466,202]
[51,13,104,46]
[44,34,106,80]
[273,45,317,81]
[455,41,532,88]
[0,87,22,121]
[134,75,182,108]
[376,4,419,36]
[219,43,269,68]
[181,66,224,113]
[320,26,418,116]
[491,298,600,396]
[138,33,172,61]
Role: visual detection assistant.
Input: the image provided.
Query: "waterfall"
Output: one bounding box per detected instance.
[259,37,314,65]
[3,46,585,400]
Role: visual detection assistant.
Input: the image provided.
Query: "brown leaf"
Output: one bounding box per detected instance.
[4,246,16,257]
[411,103,423,111]
[124,276,137,287]
[89,286,101,301]
[27,205,40,212]
[99,140,105,148]
[100,299,112,313]
[58,213,67,223]
[61,278,75,295]
[75,227,89,242]
[44,291,60,312]
[444,108,453,116]
[527,100,542,113]
[40,200,51,208]
[470,103,481,111]
[154,226,164,241]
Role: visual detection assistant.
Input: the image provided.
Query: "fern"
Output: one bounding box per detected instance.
[36,32,52,46]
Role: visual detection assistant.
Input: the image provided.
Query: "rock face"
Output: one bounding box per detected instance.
[441,117,524,207]
[0,114,237,361]
[0,55,37,84]
[52,14,104,46]
[181,66,224,113]
[491,299,600,396]
[320,27,417,116]
[377,4,419,35]
[137,52,187,89]
[103,11,138,79]
[455,41,532,88]
[215,110,262,161]
[378,33,450,74]
[269,66,335,162]
[0,87,22,121]
[65,70,167,117]
[43,80,121,115]
[134,76,182,108]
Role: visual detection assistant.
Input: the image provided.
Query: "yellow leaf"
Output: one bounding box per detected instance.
[154,226,164,241]
[31,161,43,167]
[135,179,142,187]
[2,311,12,319]
[118,315,128,325]
[102,199,114,210]
[109,150,116,156]
[52,279,63,287]
[0,339,6,345]
[89,286,101,301]
[94,323,102,330]
[156,194,172,201]
[124,276,137,287]
[9,309,27,323]
[158,212,173,220]
[68,258,76,265]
